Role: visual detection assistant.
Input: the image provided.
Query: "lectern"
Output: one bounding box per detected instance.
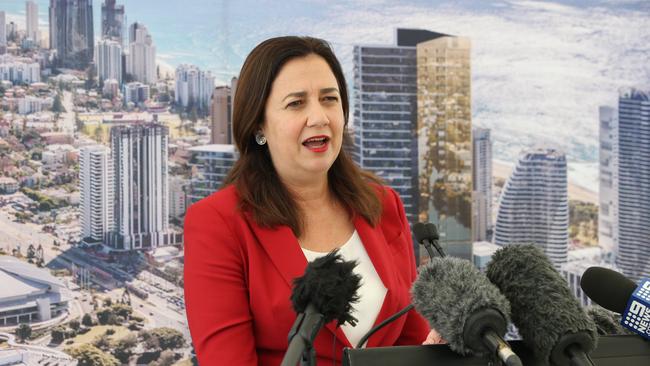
[343,335,650,366]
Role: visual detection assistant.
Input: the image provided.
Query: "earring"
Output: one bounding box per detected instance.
[255,131,267,145]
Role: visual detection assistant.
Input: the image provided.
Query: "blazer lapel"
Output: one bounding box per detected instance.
[245,215,352,347]
[246,216,306,289]
[353,215,401,348]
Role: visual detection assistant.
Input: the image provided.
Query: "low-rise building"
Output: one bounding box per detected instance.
[0,256,70,326]
[0,177,19,194]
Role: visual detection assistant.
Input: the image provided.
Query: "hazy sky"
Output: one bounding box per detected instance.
[3,0,649,190]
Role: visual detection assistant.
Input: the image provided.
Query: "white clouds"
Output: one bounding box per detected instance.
[506,0,580,14]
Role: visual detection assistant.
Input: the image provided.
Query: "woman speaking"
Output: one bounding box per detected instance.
[184,36,435,365]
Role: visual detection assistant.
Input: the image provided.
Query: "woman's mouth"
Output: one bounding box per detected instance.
[302,136,330,152]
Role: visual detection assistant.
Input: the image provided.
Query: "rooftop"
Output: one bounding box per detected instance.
[0,256,65,302]
[189,144,236,153]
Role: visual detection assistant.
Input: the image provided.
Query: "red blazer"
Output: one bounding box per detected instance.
[183,184,429,365]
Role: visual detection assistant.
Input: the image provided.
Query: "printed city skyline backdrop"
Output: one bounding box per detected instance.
[0,1,648,365]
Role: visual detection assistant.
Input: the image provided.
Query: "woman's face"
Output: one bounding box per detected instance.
[261,53,344,185]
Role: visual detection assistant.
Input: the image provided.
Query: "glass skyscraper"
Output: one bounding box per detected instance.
[473,128,493,242]
[416,35,473,260]
[188,144,238,204]
[616,88,650,281]
[353,29,473,261]
[49,0,94,69]
[352,41,418,223]
[598,106,618,254]
[101,0,126,47]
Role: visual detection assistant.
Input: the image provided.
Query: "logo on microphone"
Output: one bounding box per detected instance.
[622,278,650,339]
[640,281,650,301]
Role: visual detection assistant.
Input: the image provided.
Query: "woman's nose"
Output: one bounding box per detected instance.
[305,102,329,127]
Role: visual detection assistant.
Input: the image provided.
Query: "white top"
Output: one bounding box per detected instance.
[301,230,387,348]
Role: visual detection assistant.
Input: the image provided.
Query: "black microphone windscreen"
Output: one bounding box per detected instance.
[413,223,428,244]
[290,250,361,326]
[586,306,634,336]
[486,245,597,362]
[581,266,637,314]
[412,257,511,356]
[425,223,439,240]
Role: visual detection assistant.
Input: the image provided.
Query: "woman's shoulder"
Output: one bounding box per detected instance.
[368,182,401,208]
[186,185,241,220]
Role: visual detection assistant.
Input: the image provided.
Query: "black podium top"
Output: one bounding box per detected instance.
[343,335,650,366]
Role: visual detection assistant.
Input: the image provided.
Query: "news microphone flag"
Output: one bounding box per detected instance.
[622,278,650,340]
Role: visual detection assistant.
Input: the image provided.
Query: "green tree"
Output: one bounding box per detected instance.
[38,201,52,211]
[15,323,32,342]
[65,344,120,366]
[141,327,186,351]
[111,303,133,320]
[151,350,176,366]
[96,307,113,325]
[93,126,105,143]
[69,319,81,331]
[93,334,111,352]
[26,244,35,261]
[140,329,159,351]
[52,93,66,114]
[111,333,137,364]
[85,66,97,90]
[51,326,66,343]
[82,313,94,327]
[75,112,84,133]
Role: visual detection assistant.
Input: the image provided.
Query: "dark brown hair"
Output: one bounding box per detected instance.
[223,36,383,237]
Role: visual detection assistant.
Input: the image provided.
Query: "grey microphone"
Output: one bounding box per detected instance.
[486,245,598,366]
[586,306,633,336]
[412,256,522,366]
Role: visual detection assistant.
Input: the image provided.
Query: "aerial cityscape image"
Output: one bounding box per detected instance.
[0,0,649,365]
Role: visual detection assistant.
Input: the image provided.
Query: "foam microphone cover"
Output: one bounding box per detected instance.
[425,223,439,239]
[413,223,429,244]
[290,250,361,326]
[486,245,598,364]
[586,306,633,336]
[411,257,512,356]
[580,266,637,314]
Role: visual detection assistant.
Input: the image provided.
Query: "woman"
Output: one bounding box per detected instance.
[184,36,439,365]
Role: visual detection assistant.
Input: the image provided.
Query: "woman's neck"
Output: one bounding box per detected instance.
[282,175,333,211]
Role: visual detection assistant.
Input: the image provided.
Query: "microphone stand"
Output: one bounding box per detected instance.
[422,223,445,258]
[356,224,445,348]
[283,303,324,366]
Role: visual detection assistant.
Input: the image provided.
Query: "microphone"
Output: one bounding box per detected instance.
[412,256,522,366]
[581,266,650,339]
[413,222,445,258]
[580,266,637,314]
[281,250,361,366]
[486,245,598,366]
[586,306,633,336]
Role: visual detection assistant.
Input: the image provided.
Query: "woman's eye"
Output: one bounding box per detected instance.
[324,96,339,102]
[287,100,303,108]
